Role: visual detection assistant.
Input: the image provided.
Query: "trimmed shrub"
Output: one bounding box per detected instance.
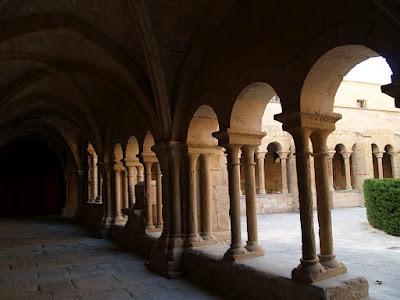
[364,179,400,236]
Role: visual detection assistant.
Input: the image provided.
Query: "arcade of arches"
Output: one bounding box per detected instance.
[1,1,400,299]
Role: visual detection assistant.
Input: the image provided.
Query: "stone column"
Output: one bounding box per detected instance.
[242,145,264,256]
[391,152,398,178]
[154,162,163,228]
[92,153,98,201]
[137,164,144,182]
[125,160,138,207]
[289,127,325,282]
[342,151,353,190]
[113,162,124,223]
[311,130,345,272]
[122,168,129,209]
[255,150,266,194]
[279,151,289,193]
[144,161,155,229]
[96,173,103,203]
[327,151,335,191]
[375,152,384,179]
[200,153,214,241]
[224,144,247,261]
[186,152,202,246]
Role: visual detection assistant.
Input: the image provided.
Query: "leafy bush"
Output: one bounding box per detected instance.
[364,179,400,236]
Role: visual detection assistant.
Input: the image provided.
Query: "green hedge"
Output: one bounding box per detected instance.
[364,179,400,236]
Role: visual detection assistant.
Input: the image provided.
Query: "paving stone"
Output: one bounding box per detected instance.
[39,280,75,293]
[0,218,217,300]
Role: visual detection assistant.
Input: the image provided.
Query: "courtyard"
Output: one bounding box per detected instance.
[252,207,400,300]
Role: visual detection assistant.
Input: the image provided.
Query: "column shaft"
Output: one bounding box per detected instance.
[242,145,264,254]
[377,154,384,179]
[144,162,155,229]
[122,169,129,209]
[201,153,214,240]
[224,144,247,260]
[311,130,343,270]
[126,165,137,206]
[343,153,352,190]
[256,152,266,194]
[290,128,324,282]
[137,164,144,182]
[92,154,98,201]
[155,162,163,227]
[186,153,201,245]
[114,164,124,223]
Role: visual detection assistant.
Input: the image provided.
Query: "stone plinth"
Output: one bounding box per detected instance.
[183,245,368,300]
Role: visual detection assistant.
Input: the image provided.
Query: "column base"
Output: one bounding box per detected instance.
[291,259,326,283]
[245,242,265,257]
[148,236,184,278]
[223,246,248,262]
[113,215,125,225]
[145,224,156,231]
[184,235,203,248]
[319,254,347,273]
[201,233,218,243]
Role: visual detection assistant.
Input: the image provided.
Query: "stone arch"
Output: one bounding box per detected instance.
[187,105,219,146]
[301,45,383,114]
[264,142,283,193]
[383,144,394,178]
[230,82,277,134]
[333,144,347,190]
[186,105,226,239]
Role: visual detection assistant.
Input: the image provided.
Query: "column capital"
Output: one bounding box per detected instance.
[256,151,266,159]
[241,144,256,165]
[124,157,140,168]
[374,151,384,159]
[212,128,265,147]
[278,151,290,159]
[113,162,125,172]
[328,150,336,159]
[341,151,353,159]
[274,111,342,133]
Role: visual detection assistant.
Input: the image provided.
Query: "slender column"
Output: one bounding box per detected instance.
[279,151,289,193]
[242,145,264,255]
[92,154,98,201]
[224,144,247,260]
[391,152,398,178]
[137,164,144,182]
[342,151,353,190]
[144,162,155,229]
[290,127,325,282]
[122,168,129,209]
[186,152,202,246]
[87,155,93,201]
[327,151,335,191]
[201,153,214,240]
[255,151,266,194]
[311,130,344,271]
[113,162,124,223]
[97,173,103,203]
[154,162,163,227]
[375,152,384,179]
[125,161,137,207]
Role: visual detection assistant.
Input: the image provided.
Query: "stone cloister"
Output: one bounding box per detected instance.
[1,1,400,299]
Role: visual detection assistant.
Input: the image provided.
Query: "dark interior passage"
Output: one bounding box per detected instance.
[0,139,65,217]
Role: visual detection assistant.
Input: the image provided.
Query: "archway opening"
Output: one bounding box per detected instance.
[0,139,65,217]
[333,144,346,190]
[265,142,283,193]
[383,145,393,178]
